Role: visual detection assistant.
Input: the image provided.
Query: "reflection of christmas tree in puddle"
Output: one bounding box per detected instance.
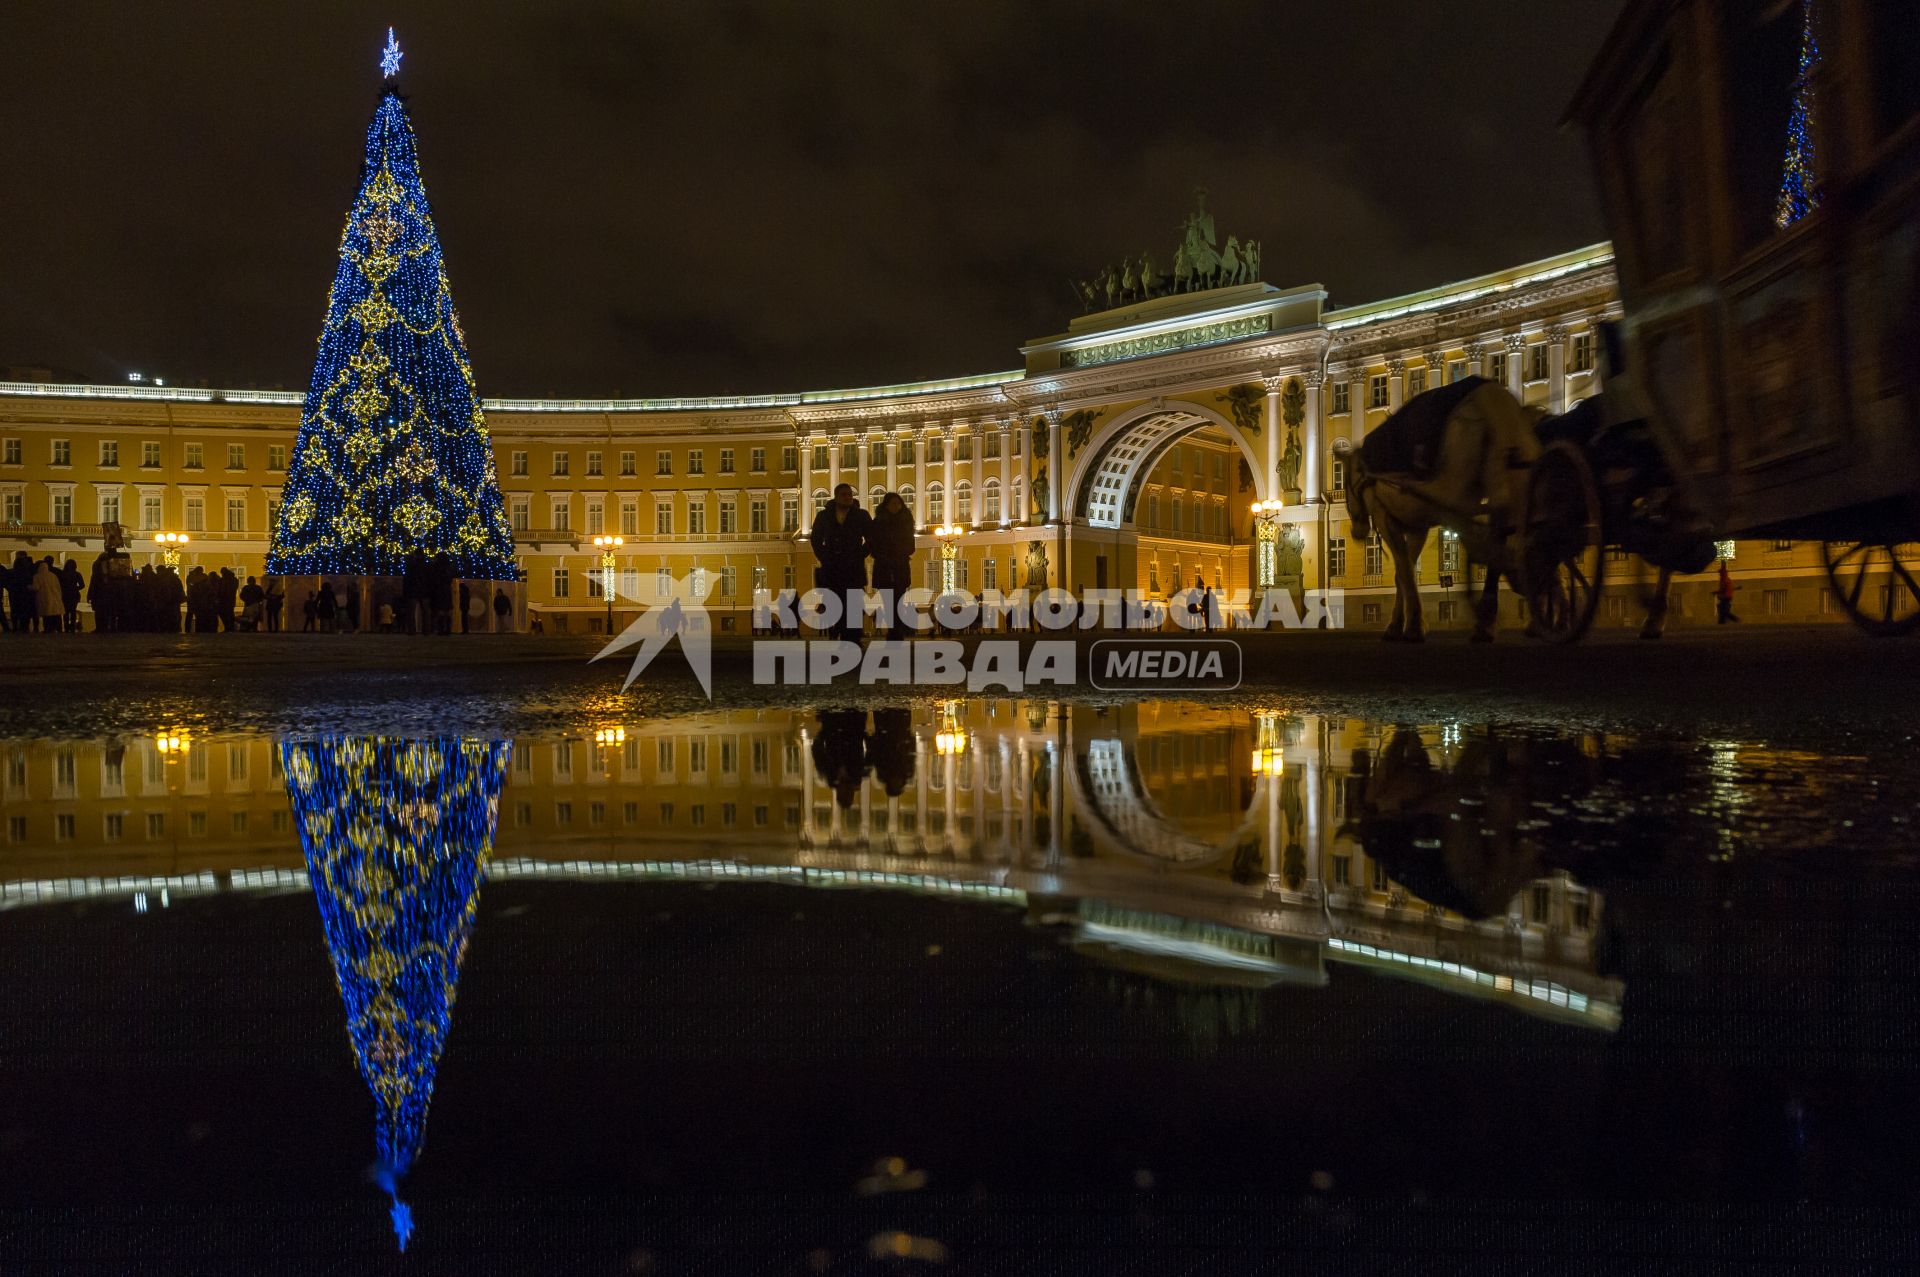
[282,737,512,1250]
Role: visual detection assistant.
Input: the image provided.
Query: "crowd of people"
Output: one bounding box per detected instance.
[0,545,513,634]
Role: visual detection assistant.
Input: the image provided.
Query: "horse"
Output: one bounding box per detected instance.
[1218,236,1244,286]
[1340,377,1539,642]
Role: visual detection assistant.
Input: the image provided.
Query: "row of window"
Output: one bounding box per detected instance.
[0,489,270,532]
[1325,333,1596,416]
[3,439,290,471]
[5,808,290,844]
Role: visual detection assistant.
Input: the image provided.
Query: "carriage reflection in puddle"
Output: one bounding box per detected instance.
[1340,0,1920,643]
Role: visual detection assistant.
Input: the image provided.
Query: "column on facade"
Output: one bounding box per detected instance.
[1387,359,1407,412]
[1464,342,1485,377]
[913,729,930,855]
[1262,376,1283,505]
[797,431,813,514]
[857,426,870,500]
[827,431,841,498]
[941,423,956,527]
[1505,333,1528,398]
[1303,369,1323,500]
[1425,349,1445,398]
[998,418,1013,524]
[1546,325,1569,413]
[966,421,981,528]
[1347,373,1366,443]
[913,426,928,528]
[798,720,817,847]
[1046,412,1065,588]
[885,427,899,495]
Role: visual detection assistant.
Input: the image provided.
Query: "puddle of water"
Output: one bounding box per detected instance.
[6,700,1920,1264]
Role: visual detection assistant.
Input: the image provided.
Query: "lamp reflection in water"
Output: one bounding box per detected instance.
[281,736,513,1251]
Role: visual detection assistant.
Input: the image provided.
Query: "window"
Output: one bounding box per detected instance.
[750,498,767,534]
[840,442,857,470]
[656,568,673,598]
[141,441,162,468]
[266,497,280,530]
[52,439,72,466]
[751,447,766,473]
[226,498,245,532]
[688,450,705,476]
[550,499,570,531]
[983,479,1001,523]
[2,438,19,464]
[1765,588,1788,615]
[227,444,245,470]
[99,491,121,525]
[620,450,636,476]
[781,445,797,472]
[1407,366,1427,396]
[656,450,672,476]
[510,496,530,531]
[552,567,569,598]
[141,494,161,528]
[984,557,998,592]
[1367,375,1389,409]
[719,448,735,474]
[100,440,120,467]
[511,450,528,476]
[1,491,18,522]
[955,481,972,523]
[1332,382,1352,415]
[926,437,944,465]
[955,435,973,462]
[588,567,604,599]
[586,500,604,535]
[897,438,915,465]
[268,444,286,471]
[1571,332,1595,373]
[656,501,673,535]
[719,498,737,535]
[1488,352,1508,384]
[1772,539,1793,552]
[927,484,944,524]
[1448,360,1468,384]
[585,450,602,477]
[1171,497,1182,530]
[720,566,737,597]
[1362,603,1381,624]
[1441,531,1460,573]
[184,496,203,531]
[552,451,570,476]
[1332,855,1351,885]
[620,500,639,536]
[1364,532,1383,576]
[811,443,828,472]
[782,494,799,533]
[1529,343,1550,382]
[688,499,706,535]
[751,565,767,595]
[1328,537,1346,577]
[985,432,1001,459]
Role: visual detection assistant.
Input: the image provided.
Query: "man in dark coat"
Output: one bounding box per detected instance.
[866,491,916,640]
[808,483,873,642]
[216,567,240,632]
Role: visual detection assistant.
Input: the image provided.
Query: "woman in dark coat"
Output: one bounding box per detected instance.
[60,559,83,632]
[867,491,917,641]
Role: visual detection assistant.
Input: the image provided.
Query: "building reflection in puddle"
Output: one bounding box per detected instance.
[281,737,513,1250]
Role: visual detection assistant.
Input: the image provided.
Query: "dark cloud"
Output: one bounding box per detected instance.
[0,0,1624,397]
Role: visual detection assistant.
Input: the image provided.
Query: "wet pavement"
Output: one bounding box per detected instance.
[5,666,1920,1271]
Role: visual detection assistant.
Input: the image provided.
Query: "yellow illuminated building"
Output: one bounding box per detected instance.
[0,242,1835,631]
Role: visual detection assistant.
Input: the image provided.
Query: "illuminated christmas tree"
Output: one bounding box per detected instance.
[1774,0,1821,229]
[267,30,516,579]
[282,734,513,1250]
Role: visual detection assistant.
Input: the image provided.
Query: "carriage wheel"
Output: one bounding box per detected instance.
[1821,539,1920,636]
[1520,441,1605,644]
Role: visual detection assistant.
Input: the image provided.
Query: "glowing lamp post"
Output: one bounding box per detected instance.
[155,531,189,571]
[934,524,965,597]
[1250,500,1283,592]
[592,535,623,634]
[934,700,967,756]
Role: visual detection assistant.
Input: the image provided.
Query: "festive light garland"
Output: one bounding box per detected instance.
[1774,0,1821,230]
[282,736,513,1251]
[265,85,517,579]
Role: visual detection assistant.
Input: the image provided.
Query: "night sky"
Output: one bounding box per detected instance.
[0,2,1624,399]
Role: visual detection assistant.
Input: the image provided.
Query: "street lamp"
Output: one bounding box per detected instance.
[934,700,967,755]
[1249,500,1283,594]
[592,534,623,634]
[934,524,965,597]
[154,531,189,571]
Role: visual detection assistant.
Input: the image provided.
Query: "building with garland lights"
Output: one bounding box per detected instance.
[0,238,1858,632]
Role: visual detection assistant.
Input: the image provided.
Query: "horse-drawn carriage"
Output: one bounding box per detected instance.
[1347,0,1920,642]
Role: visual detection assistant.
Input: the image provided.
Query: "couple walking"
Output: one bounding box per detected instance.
[808,483,916,641]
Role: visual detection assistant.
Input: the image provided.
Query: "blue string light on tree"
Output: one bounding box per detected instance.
[282,736,513,1251]
[266,31,517,580]
[1774,0,1821,230]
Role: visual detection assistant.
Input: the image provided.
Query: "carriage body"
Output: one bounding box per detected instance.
[1564,0,1920,549]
